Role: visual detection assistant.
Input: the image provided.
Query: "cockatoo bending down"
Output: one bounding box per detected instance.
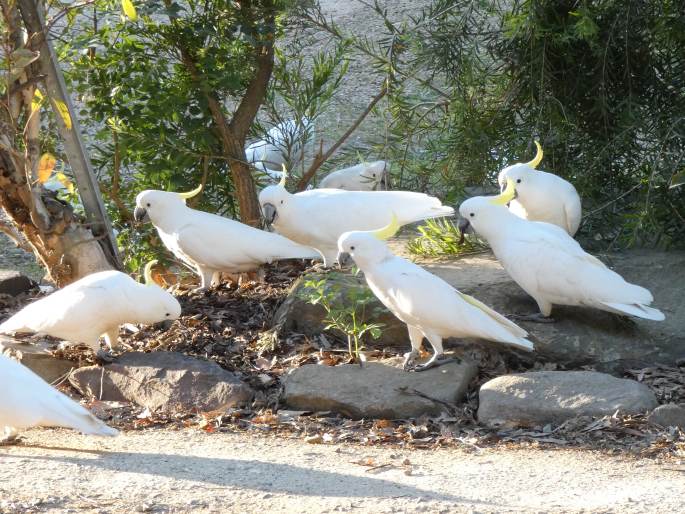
[0,354,118,443]
[497,141,582,236]
[458,180,665,322]
[319,160,390,191]
[245,118,311,171]
[0,261,181,360]
[336,216,534,371]
[259,174,454,267]
[134,187,321,290]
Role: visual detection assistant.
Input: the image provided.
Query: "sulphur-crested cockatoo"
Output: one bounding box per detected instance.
[0,261,181,359]
[337,216,534,371]
[319,160,390,191]
[134,186,320,289]
[458,181,664,322]
[245,118,311,171]
[0,353,118,443]
[497,141,582,236]
[259,174,454,267]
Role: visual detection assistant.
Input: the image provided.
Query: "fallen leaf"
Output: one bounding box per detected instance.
[37,153,56,183]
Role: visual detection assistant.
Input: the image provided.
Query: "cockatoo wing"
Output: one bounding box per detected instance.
[0,354,117,436]
[175,212,319,272]
[368,259,532,350]
[563,192,582,236]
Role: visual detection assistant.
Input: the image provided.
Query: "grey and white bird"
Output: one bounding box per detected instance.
[458,180,664,321]
[497,142,582,236]
[0,353,118,443]
[319,160,390,191]
[134,186,320,289]
[337,216,534,371]
[0,261,181,360]
[259,174,454,267]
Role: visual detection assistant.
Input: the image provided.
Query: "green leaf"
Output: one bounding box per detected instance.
[670,170,685,189]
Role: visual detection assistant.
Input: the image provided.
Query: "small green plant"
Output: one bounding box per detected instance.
[299,271,385,361]
[407,218,489,257]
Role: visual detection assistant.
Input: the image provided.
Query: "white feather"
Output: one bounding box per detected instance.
[319,161,389,191]
[0,354,117,437]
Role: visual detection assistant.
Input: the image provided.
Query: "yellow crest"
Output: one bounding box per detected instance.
[373,213,400,240]
[143,260,158,286]
[489,178,516,205]
[279,164,288,187]
[177,184,203,200]
[525,140,543,169]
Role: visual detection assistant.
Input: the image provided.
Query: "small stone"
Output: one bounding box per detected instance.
[69,351,254,414]
[305,434,323,444]
[648,404,685,429]
[478,371,658,427]
[0,270,35,296]
[283,360,478,419]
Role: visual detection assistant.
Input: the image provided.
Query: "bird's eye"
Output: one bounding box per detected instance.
[146,202,151,207]
[516,179,522,184]
[372,174,376,177]
[280,200,284,205]
[350,246,355,250]
[469,213,475,217]
[165,313,170,317]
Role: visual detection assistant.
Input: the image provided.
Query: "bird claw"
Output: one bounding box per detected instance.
[95,349,117,365]
[509,313,556,323]
[0,433,21,446]
[402,351,419,371]
[412,354,459,372]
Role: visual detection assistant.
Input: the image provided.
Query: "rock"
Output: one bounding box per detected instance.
[0,336,75,383]
[283,359,478,419]
[0,270,36,296]
[648,404,685,429]
[69,351,254,414]
[275,250,685,372]
[478,371,658,427]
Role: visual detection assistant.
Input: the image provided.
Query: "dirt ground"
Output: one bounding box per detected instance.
[1,428,684,514]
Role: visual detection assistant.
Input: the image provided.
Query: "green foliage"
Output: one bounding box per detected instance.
[299,271,385,360]
[407,218,488,257]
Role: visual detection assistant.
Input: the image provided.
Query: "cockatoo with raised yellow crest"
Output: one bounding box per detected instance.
[458,181,665,322]
[336,217,534,371]
[497,141,582,236]
[259,173,454,267]
[0,261,181,360]
[134,186,320,290]
[0,353,118,443]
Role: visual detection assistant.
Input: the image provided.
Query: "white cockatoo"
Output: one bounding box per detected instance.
[0,353,118,443]
[458,180,665,322]
[0,261,181,360]
[134,186,320,289]
[336,216,534,371]
[259,174,454,267]
[497,141,582,236]
[245,118,311,171]
[319,160,390,191]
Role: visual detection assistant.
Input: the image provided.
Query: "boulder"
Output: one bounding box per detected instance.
[0,336,75,383]
[478,371,658,427]
[69,351,254,414]
[274,250,685,372]
[0,270,35,296]
[283,358,478,419]
[647,404,685,429]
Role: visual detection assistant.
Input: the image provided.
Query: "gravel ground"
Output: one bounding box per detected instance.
[1,428,684,514]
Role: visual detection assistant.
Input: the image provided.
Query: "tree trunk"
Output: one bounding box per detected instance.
[0,0,111,286]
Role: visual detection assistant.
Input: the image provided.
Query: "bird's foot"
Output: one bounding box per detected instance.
[402,350,419,371]
[509,313,556,323]
[0,430,21,446]
[411,353,460,372]
[95,349,117,365]
[191,286,209,294]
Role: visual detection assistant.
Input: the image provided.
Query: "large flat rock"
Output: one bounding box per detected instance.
[283,359,478,419]
[275,250,685,372]
[69,351,254,414]
[478,371,658,427]
[0,336,75,384]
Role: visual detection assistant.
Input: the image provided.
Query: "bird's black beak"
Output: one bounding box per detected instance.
[133,207,149,223]
[261,203,277,225]
[337,252,352,267]
[457,218,471,245]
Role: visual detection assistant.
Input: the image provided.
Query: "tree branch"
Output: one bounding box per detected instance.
[0,218,32,252]
[296,84,387,191]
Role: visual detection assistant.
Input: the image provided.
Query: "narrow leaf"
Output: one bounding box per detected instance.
[37,153,57,183]
[55,172,75,194]
[53,99,72,129]
[670,170,685,189]
[31,89,43,114]
[122,0,137,20]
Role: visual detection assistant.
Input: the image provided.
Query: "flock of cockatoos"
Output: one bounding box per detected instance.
[0,131,664,441]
